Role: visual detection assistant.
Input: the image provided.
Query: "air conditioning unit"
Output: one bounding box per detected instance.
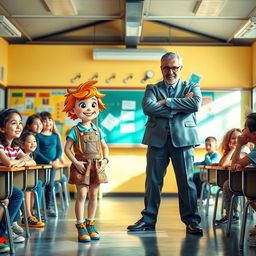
[93,48,167,61]
[0,16,21,37]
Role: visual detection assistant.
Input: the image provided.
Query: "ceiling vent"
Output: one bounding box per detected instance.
[0,16,21,37]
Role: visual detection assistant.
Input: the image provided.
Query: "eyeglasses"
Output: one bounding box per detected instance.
[162,66,181,72]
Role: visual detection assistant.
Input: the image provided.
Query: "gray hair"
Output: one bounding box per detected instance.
[161,52,183,66]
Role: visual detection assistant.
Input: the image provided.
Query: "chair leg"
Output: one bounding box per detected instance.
[226,194,237,237]
[206,184,211,216]
[58,183,65,211]
[212,188,222,225]
[33,190,41,222]
[52,187,58,217]
[41,187,48,222]
[239,200,251,250]
[62,181,70,208]
[0,202,15,254]
[21,199,30,238]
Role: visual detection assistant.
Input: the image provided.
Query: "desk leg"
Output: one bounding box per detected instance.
[52,187,58,217]
[42,188,47,222]
[239,201,251,250]
[33,190,41,222]
[212,188,222,225]
[226,194,237,237]
[21,199,30,238]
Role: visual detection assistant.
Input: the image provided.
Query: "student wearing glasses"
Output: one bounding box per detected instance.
[127,52,203,235]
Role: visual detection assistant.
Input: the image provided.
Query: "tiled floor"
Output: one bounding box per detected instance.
[11,197,256,256]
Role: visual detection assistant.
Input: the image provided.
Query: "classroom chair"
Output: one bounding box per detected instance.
[226,170,244,237]
[206,166,228,224]
[239,169,256,250]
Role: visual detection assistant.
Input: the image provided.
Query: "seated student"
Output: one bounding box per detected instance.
[193,136,221,204]
[35,112,62,217]
[19,131,45,228]
[231,113,256,247]
[24,113,44,219]
[215,128,251,225]
[0,109,36,243]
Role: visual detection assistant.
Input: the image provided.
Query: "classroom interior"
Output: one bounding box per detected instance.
[0,1,256,255]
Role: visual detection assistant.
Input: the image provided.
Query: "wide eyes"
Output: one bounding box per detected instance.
[92,102,97,108]
[78,101,98,109]
[79,102,86,108]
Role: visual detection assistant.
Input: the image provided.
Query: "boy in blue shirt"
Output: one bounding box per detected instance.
[193,136,221,203]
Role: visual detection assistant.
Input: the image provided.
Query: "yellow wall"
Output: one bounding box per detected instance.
[5,44,254,193]
[0,38,8,86]
[253,42,256,86]
[8,45,252,88]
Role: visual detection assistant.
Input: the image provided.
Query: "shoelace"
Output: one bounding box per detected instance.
[87,224,97,234]
[79,223,88,235]
[0,237,7,244]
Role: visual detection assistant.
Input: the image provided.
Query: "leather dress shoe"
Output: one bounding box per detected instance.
[186,223,203,235]
[127,219,155,231]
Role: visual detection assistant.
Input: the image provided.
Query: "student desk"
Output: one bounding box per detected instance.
[0,165,51,254]
[194,165,229,218]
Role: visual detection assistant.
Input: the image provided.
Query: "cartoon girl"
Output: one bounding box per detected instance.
[63,81,109,243]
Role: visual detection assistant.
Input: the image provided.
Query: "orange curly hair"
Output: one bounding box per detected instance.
[63,81,106,120]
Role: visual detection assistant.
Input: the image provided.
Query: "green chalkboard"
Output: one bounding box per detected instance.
[97,89,250,147]
[97,90,147,146]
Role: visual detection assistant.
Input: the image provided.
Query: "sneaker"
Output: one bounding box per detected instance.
[75,223,91,243]
[12,221,24,235]
[47,209,57,217]
[21,216,45,228]
[0,237,10,253]
[32,214,45,222]
[85,220,100,240]
[12,232,25,243]
[215,215,239,225]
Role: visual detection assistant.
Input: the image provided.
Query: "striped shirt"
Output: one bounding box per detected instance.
[0,144,22,166]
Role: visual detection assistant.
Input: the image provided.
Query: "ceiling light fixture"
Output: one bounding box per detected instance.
[0,15,21,37]
[234,17,256,38]
[44,0,77,16]
[193,0,228,16]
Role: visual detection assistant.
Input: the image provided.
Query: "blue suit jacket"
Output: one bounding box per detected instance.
[142,79,202,148]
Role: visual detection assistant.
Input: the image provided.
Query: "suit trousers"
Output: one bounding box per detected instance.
[141,135,201,225]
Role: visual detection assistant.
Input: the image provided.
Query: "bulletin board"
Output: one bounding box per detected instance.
[7,88,251,147]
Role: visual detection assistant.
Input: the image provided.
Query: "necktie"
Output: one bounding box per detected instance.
[168,86,175,98]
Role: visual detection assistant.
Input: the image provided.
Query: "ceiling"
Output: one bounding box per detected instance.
[0,0,255,46]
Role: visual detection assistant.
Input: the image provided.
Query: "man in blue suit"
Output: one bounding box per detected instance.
[127,52,203,235]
